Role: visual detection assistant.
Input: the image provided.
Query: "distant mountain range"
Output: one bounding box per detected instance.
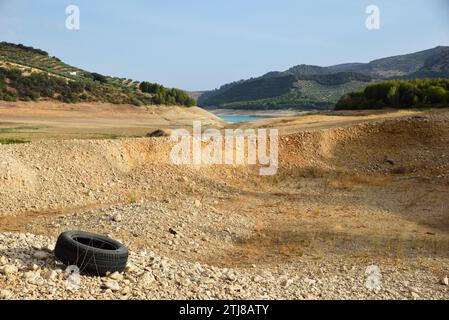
[198,46,449,110]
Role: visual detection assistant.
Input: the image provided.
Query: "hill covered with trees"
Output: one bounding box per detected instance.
[335,79,449,110]
[199,46,449,110]
[0,42,195,107]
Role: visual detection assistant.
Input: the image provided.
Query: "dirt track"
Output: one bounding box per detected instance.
[1,104,449,299]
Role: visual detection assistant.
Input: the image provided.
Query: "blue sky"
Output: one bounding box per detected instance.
[0,0,448,90]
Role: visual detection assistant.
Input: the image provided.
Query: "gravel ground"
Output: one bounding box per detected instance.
[1,111,449,300]
[1,232,448,300]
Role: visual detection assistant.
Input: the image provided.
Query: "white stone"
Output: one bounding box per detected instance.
[140,272,155,286]
[43,244,55,253]
[102,280,120,291]
[411,291,420,300]
[0,265,18,275]
[109,271,123,281]
[0,289,12,300]
[112,214,122,222]
[24,271,39,282]
[304,278,317,286]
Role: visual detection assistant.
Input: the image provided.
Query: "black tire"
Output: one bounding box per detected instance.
[54,231,128,276]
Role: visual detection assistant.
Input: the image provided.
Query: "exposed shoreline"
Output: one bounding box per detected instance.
[204,107,320,118]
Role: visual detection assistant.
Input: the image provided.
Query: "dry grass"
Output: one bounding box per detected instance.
[126,190,142,204]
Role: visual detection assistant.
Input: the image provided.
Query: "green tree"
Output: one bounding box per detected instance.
[91,73,108,83]
[424,86,447,104]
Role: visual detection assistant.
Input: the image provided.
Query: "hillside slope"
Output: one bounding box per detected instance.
[0,42,195,107]
[199,46,449,110]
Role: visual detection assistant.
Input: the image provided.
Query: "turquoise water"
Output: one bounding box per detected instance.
[220,115,267,123]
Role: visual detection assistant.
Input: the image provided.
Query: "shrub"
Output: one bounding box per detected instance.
[91,72,108,83]
[423,86,447,104]
[0,66,195,107]
[336,79,449,110]
[0,138,30,145]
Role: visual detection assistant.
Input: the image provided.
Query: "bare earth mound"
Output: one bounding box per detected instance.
[0,106,449,300]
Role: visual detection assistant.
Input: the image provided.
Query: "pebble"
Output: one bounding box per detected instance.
[0,289,13,300]
[280,278,294,288]
[24,271,39,282]
[101,280,120,291]
[411,291,420,300]
[42,270,58,281]
[108,272,124,281]
[43,244,55,253]
[0,265,18,275]
[140,272,155,286]
[112,214,123,222]
[125,264,137,273]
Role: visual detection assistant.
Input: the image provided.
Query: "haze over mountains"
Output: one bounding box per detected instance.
[198,46,449,110]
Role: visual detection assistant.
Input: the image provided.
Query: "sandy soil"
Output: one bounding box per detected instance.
[0,101,224,140]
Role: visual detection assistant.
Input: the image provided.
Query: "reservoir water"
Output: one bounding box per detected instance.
[219,115,268,123]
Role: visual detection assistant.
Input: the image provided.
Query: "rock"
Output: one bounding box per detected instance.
[224,272,236,282]
[0,289,12,300]
[43,244,55,253]
[168,228,178,236]
[112,214,122,222]
[304,278,317,286]
[109,271,124,281]
[42,270,58,280]
[409,287,420,299]
[384,156,395,166]
[101,280,120,291]
[227,285,243,294]
[251,275,263,283]
[24,271,39,282]
[302,293,314,300]
[280,278,294,288]
[441,276,449,286]
[121,286,131,295]
[0,256,7,265]
[125,264,138,273]
[194,199,202,207]
[411,291,420,300]
[33,250,51,260]
[141,272,155,286]
[0,265,18,275]
[146,129,172,138]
